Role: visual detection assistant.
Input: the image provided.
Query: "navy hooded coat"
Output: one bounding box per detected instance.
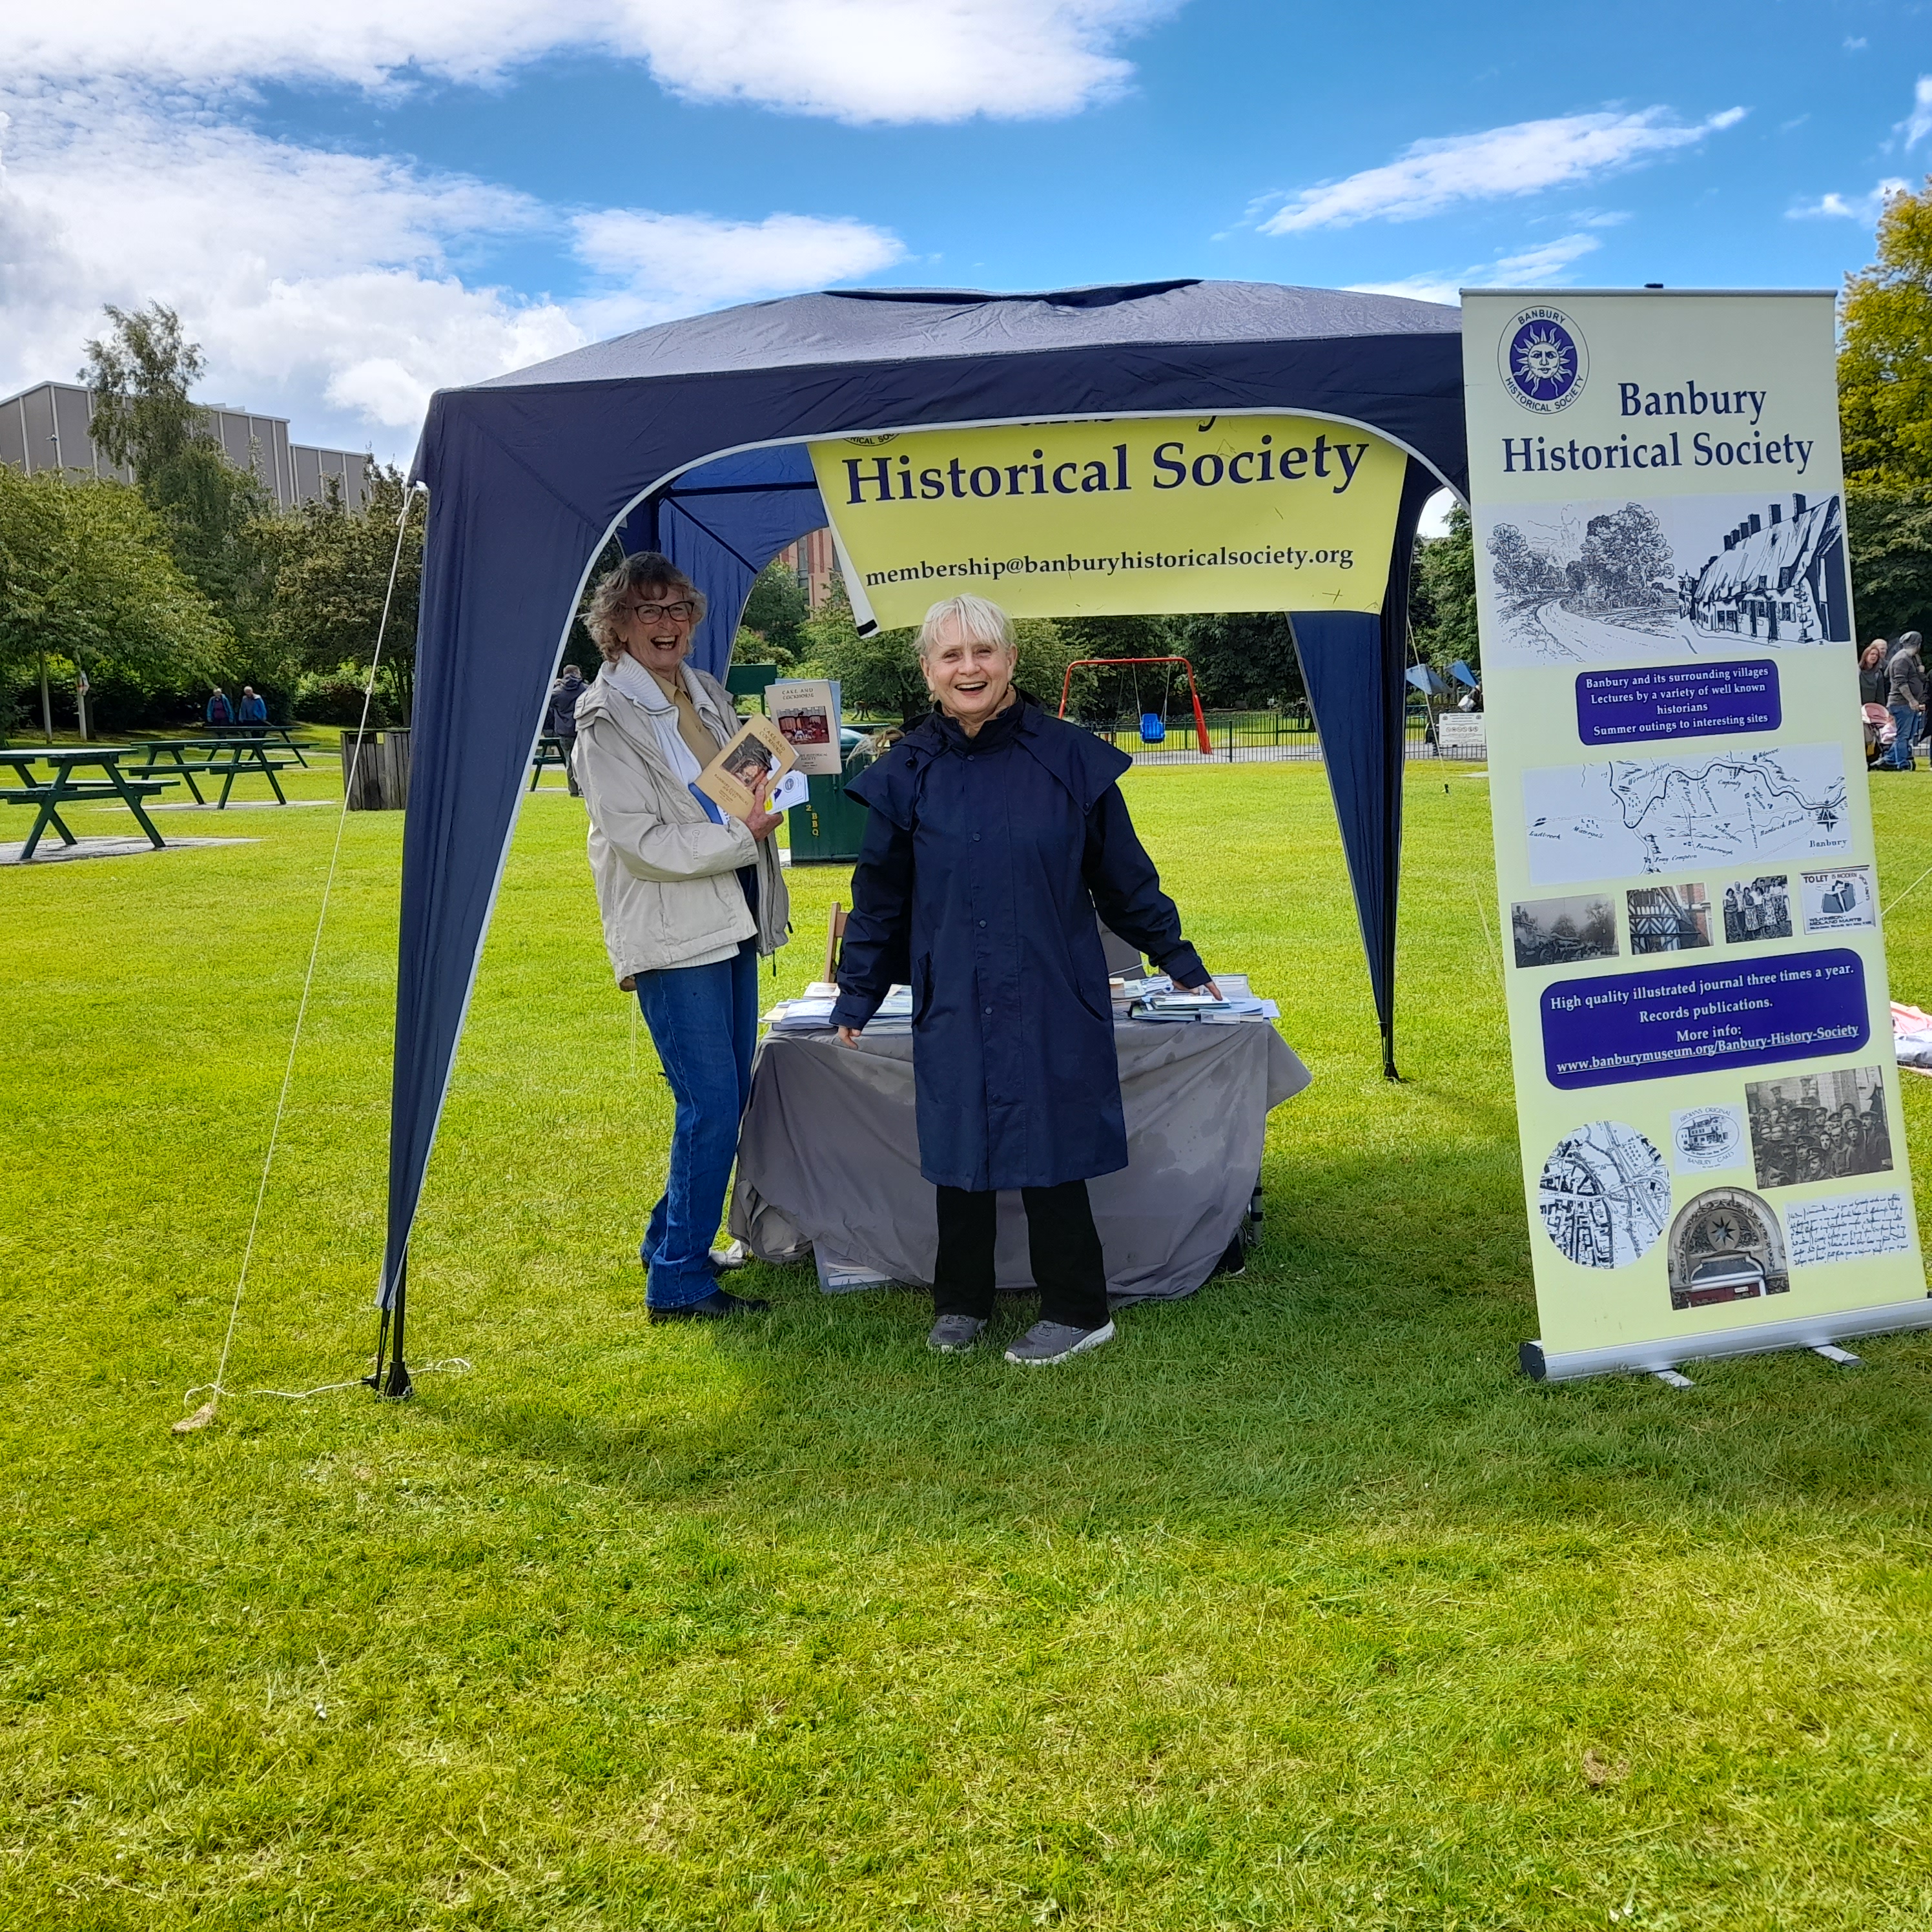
[829,696,1208,1192]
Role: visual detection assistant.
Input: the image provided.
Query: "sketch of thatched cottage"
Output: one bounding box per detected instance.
[1681,493,1847,644]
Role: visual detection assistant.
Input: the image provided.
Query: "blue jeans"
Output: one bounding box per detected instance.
[1889,703,1920,768]
[633,940,759,1308]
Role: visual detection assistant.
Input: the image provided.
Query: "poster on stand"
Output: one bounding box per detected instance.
[1462,289,1929,1382]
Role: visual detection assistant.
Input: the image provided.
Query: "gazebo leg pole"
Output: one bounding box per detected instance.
[1381,1016,1401,1082]
[366,1257,415,1401]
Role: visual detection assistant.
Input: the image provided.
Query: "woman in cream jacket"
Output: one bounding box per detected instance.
[574,553,789,1319]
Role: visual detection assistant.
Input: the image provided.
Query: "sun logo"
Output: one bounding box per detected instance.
[1514,326,1572,393]
[1498,306,1588,413]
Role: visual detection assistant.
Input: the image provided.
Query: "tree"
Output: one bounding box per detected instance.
[81,303,271,620]
[1487,522,1563,601]
[1846,485,1932,639]
[739,560,810,660]
[1408,502,1479,671]
[1577,502,1672,611]
[257,468,422,721]
[1167,611,1304,711]
[796,577,1079,722]
[1839,178,1932,487]
[0,466,228,731]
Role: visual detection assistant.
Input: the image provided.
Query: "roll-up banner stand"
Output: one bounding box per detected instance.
[1463,289,1932,1384]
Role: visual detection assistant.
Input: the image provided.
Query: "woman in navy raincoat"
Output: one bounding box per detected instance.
[831,595,1215,1365]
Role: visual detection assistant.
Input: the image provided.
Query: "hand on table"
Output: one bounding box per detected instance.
[836,1025,861,1047]
[1173,978,1222,998]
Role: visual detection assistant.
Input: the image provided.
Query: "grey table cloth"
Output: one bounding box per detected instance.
[729,1022,1311,1305]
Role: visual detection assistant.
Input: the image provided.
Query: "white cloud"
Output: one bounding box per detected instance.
[1903,74,1932,148]
[1349,232,1601,307]
[0,87,905,457]
[1788,179,1911,223]
[1258,107,1746,234]
[2,1,1184,124]
[571,209,903,336]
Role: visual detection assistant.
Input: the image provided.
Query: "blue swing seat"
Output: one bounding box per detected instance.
[1139,712,1167,744]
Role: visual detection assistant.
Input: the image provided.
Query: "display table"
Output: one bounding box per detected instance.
[729,1022,1311,1306]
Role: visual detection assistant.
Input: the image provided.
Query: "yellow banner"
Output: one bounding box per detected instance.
[807,415,1406,630]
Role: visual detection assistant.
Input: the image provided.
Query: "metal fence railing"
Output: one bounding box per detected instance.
[1071,705,1484,766]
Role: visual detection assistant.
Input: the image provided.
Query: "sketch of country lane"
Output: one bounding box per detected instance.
[1477,489,1850,668]
[1523,744,1850,887]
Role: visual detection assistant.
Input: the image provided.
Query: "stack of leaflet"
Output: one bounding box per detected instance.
[761,983,914,1034]
[1126,971,1279,1025]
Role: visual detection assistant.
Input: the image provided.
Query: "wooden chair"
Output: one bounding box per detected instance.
[823,902,847,983]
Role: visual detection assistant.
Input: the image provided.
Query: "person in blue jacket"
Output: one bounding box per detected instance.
[832,594,1216,1365]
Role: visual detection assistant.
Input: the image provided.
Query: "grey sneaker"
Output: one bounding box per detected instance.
[927,1315,986,1353]
[1004,1319,1115,1364]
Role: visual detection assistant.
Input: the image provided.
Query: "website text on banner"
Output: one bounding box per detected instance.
[807,416,1406,630]
[1463,288,1926,1384]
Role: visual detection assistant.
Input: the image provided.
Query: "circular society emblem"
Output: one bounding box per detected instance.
[1498,305,1587,414]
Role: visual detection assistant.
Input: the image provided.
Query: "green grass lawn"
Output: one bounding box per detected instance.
[6,753,1932,1929]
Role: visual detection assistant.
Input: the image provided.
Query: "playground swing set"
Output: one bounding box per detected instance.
[1057,655,1213,755]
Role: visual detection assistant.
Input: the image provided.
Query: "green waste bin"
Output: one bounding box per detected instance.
[786,727,874,864]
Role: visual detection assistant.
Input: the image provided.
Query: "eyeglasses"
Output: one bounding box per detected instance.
[619,598,695,622]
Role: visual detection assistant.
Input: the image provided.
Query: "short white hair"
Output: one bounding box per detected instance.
[917,593,1016,660]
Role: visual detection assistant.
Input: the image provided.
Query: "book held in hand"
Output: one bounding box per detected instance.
[766,677,843,776]
[695,714,797,821]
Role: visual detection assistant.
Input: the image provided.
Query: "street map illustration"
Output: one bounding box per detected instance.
[1523,745,1849,887]
[1537,1122,1673,1269]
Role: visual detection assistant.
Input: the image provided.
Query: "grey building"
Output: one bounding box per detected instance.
[0,380,373,511]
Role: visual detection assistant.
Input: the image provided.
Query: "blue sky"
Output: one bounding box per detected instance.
[1,1,1926,465]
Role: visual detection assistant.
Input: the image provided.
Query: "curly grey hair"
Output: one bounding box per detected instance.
[584,552,708,663]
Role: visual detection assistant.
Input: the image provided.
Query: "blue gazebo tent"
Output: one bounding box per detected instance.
[379,279,1468,1387]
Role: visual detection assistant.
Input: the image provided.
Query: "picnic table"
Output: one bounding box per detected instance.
[528,734,574,790]
[205,723,311,766]
[0,747,176,860]
[125,735,303,807]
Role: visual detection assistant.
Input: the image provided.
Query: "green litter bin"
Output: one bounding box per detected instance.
[786,728,874,864]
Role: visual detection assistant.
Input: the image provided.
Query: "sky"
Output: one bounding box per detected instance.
[1,0,1927,474]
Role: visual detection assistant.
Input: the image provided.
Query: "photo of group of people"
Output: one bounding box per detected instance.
[1745,1064,1893,1191]
[1721,875,1793,945]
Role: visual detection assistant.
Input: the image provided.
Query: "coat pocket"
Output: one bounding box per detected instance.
[912,956,935,1025]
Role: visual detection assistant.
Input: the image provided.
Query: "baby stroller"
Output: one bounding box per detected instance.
[1864,703,1896,768]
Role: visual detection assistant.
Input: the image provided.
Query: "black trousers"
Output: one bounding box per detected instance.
[931,1180,1110,1331]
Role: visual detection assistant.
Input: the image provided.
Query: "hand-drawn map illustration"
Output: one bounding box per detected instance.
[1523,745,1850,887]
[1478,491,1849,668]
[1537,1121,1672,1268]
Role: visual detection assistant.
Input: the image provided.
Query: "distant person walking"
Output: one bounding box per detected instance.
[548,663,590,796]
[1885,632,1926,772]
[237,686,268,724]
[206,688,234,727]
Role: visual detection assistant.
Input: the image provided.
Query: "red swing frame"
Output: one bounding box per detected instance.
[1057,655,1213,756]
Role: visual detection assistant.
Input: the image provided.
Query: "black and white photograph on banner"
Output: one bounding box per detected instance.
[1801,864,1878,932]
[1627,883,1712,954]
[1721,874,1793,944]
[1665,1186,1791,1311]
[1745,1064,1893,1190]
[1477,488,1849,668]
[1509,892,1618,967]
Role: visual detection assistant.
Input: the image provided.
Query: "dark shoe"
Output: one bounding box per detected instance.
[648,1288,770,1323]
[1005,1319,1115,1364]
[927,1314,986,1353]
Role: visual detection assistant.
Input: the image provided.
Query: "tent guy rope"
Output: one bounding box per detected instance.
[174,482,428,1435]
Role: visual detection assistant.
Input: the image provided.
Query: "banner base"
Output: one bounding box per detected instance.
[1520,1294,1932,1384]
